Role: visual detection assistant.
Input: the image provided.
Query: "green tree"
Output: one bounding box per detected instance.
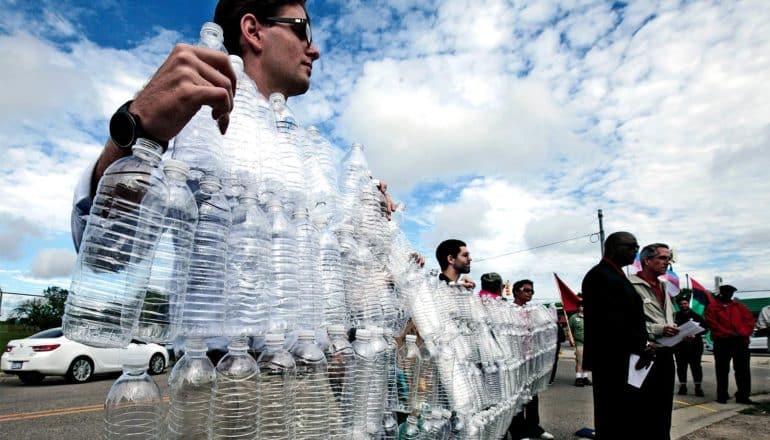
[11,286,69,330]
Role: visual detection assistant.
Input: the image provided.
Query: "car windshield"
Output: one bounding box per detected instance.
[29,328,63,339]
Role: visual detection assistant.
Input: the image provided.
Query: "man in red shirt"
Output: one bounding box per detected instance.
[705,284,756,404]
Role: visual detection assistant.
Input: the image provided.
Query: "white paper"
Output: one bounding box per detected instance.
[628,354,653,388]
[656,320,705,347]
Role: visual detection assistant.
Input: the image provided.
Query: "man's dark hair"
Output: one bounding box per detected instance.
[480,272,502,293]
[512,279,534,292]
[214,0,308,56]
[639,243,669,267]
[435,239,466,271]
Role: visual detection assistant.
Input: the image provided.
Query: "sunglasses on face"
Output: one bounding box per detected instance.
[265,16,312,47]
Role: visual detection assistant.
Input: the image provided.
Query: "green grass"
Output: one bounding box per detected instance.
[0,322,35,351]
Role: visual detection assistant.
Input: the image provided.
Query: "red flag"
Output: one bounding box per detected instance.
[690,277,715,316]
[554,273,581,313]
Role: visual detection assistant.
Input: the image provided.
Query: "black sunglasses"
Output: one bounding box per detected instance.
[265,16,312,47]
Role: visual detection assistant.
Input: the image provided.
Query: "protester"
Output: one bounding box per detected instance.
[705,284,756,404]
[581,231,649,440]
[568,301,590,387]
[674,297,706,396]
[629,243,678,440]
[434,239,475,289]
[507,279,554,440]
[478,272,503,299]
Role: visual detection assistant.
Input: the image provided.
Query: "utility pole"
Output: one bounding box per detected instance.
[598,209,605,256]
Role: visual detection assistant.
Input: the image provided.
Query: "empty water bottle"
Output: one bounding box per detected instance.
[325,325,355,439]
[294,208,320,330]
[267,195,299,332]
[104,351,162,439]
[165,337,215,439]
[397,415,419,440]
[396,334,422,413]
[256,332,297,439]
[291,329,331,439]
[352,328,376,436]
[211,337,259,439]
[225,191,271,336]
[65,138,168,348]
[318,222,346,327]
[136,159,198,344]
[171,22,228,181]
[180,174,231,337]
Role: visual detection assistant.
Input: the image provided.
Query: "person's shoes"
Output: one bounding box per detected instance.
[678,385,687,395]
[574,378,585,387]
[694,385,704,397]
[539,432,555,440]
[583,377,592,386]
[736,398,758,405]
[717,397,729,404]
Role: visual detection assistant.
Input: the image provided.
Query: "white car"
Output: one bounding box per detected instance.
[1,327,168,384]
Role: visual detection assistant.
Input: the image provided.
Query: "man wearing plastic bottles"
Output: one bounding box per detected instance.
[581,231,650,440]
[629,243,679,440]
[506,279,554,440]
[434,239,476,289]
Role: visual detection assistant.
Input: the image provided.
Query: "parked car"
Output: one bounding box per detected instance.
[1,327,168,384]
[703,330,769,353]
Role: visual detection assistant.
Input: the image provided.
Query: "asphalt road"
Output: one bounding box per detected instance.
[0,349,768,439]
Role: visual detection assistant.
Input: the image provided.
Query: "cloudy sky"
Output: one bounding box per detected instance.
[1,0,769,318]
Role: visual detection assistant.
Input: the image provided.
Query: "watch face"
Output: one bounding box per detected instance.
[109,110,136,149]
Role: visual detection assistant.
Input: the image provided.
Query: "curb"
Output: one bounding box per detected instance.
[672,393,770,439]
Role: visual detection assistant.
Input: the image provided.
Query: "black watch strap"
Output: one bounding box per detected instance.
[109,100,168,151]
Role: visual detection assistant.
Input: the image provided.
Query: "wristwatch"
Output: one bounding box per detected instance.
[109,100,168,151]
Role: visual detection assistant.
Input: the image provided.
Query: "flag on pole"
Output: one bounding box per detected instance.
[662,267,680,297]
[554,273,581,313]
[690,277,714,316]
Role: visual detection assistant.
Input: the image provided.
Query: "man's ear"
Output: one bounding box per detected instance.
[240,13,263,53]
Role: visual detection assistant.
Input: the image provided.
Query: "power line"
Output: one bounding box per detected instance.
[474,232,599,263]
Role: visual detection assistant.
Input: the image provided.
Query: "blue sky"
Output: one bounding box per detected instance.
[2,0,770,318]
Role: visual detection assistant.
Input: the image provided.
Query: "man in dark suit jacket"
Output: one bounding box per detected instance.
[582,231,650,440]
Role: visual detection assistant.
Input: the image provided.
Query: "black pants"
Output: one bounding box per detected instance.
[713,337,751,400]
[507,395,544,439]
[638,348,675,440]
[674,340,703,384]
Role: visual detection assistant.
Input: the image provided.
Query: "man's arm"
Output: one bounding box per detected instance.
[90,44,237,198]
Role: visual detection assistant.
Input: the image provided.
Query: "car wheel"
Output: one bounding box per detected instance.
[18,372,45,385]
[148,353,165,375]
[66,356,93,383]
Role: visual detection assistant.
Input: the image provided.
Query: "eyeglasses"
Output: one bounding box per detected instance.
[265,16,312,47]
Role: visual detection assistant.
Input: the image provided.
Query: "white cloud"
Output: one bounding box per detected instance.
[30,249,76,279]
[0,215,41,260]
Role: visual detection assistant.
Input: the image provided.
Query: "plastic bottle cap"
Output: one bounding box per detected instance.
[184,337,207,352]
[229,54,244,71]
[297,329,315,340]
[162,159,190,176]
[327,324,346,334]
[200,22,224,38]
[355,328,371,339]
[122,350,146,368]
[265,333,284,344]
[405,334,417,343]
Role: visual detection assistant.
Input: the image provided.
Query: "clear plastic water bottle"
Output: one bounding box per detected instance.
[266,93,304,203]
[211,337,259,439]
[104,351,162,439]
[222,55,260,195]
[267,196,299,332]
[352,328,376,436]
[303,126,340,209]
[381,411,398,439]
[397,415,419,440]
[294,208,320,330]
[65,138,168,348]
[136,159,198,344]
[367,327,388,435]
[256,332,297,440]
[171,22,228,181]
[225,191,271,336]
[181,174,231,337]
[396,334,422,413]
[318,222,346,327]
[325,325,355,439]
[291,330,330,439]
[165,337,215,439]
